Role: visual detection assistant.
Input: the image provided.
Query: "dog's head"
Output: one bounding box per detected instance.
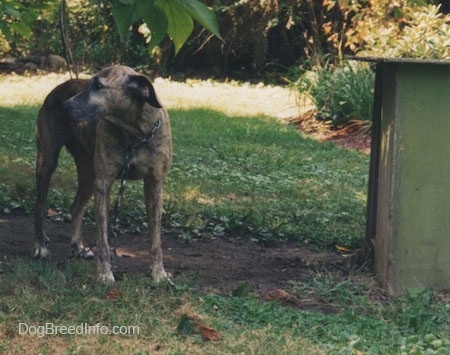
[64,66,162,122]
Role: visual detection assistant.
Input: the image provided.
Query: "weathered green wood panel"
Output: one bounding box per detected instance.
[370,61,450,294]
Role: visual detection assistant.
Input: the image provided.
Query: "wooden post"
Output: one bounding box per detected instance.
[362,58,450,295]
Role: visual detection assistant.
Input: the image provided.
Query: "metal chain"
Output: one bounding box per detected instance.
[108,118,161,267]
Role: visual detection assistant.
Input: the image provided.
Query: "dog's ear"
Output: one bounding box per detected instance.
[127,75,162,108]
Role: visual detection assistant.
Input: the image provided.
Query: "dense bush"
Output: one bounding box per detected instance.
[1,0,448,78]
[296,62,374,126]
[64,1,151,69]
[0,31,9,57]
[343,0,450,59]
[171,0,351,77]
[1,0,154,70]
[1,0,351,77]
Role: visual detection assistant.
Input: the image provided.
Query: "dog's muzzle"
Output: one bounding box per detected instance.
[63,92,97,122]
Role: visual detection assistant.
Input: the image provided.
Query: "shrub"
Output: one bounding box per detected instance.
[344,1,450,59]
[0,30,10,56]
[296,62,374,126]
[2,0,154,70]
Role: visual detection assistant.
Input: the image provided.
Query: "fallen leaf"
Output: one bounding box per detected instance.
[264,289,303,307]
[175,304,221,341]
[175,304,203,323]
[105,288,124,300]
[197,324,221,341]
[47,208,59,217]
[264,289,293,301]
[335,245,352,253]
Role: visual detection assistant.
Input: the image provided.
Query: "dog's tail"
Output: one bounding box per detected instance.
[60,0,78,79]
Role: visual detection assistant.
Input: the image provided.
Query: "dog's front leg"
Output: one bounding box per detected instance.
[94,172,116,283]
[144,177,168,282]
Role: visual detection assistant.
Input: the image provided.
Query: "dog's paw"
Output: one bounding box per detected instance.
[151,265,170,283]
[72,245,95,259]
[98,270,115,284]
[33,245,50,258]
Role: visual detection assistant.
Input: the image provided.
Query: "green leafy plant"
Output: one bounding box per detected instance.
[1,0,221,67]
[296,61,374,126]
[0,0,56,40]
[111,0,222,53]
[343,0,450,59]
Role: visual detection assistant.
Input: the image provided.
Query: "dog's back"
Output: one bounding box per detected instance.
[36,79,97,157]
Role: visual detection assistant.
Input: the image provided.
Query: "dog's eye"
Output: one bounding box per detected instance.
[93,80,104,90]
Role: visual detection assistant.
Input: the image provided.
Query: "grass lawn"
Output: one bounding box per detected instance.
[1,73,450,354]
[0,73,368,247]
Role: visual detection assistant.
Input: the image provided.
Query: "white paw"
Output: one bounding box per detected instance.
[151,265,169,283]
[72,245,95,259]
[82,248,95,259]
[34,246,49,258]
[98,270,115,283]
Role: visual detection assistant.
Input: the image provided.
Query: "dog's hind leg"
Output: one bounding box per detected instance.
[69,151,95,259]
[34,128,63,258]
[34,78,88,259]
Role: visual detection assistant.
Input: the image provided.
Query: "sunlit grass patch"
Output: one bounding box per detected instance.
[0,72,300,119]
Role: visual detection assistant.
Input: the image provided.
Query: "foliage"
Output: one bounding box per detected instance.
[335,0,450,59]
[0,0,56,40]
[64,1,147,68]
[2,0,449,78]
[0,0,57,55]
[111,0,222,54]
[0,30,9,57]
[296,61,374,125]
[0,0,221,66]
[1,1,157,68]
[292,1,450,129]
[171,0,353,77]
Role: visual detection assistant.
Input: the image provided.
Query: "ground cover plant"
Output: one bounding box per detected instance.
[1,74,450,353]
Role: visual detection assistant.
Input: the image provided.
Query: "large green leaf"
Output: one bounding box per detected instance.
[135,0,168,51]
[112,1,136,41]
[2,4,21,18]
[112,0,221,54]
[155,0,193,53]
[177,0,222,40]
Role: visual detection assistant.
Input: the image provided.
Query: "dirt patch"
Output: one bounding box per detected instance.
[291,112,372,154]
[0,214,358,296]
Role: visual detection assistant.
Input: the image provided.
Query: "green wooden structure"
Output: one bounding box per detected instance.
[361,58,450,295]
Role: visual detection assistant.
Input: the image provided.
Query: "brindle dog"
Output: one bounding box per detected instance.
[34,66,172,283]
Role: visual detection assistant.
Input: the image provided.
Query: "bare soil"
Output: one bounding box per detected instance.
[290,112,372,154]
[0,213,361,297]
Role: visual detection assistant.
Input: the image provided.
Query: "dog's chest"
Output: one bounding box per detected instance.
[122,143,170,180]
